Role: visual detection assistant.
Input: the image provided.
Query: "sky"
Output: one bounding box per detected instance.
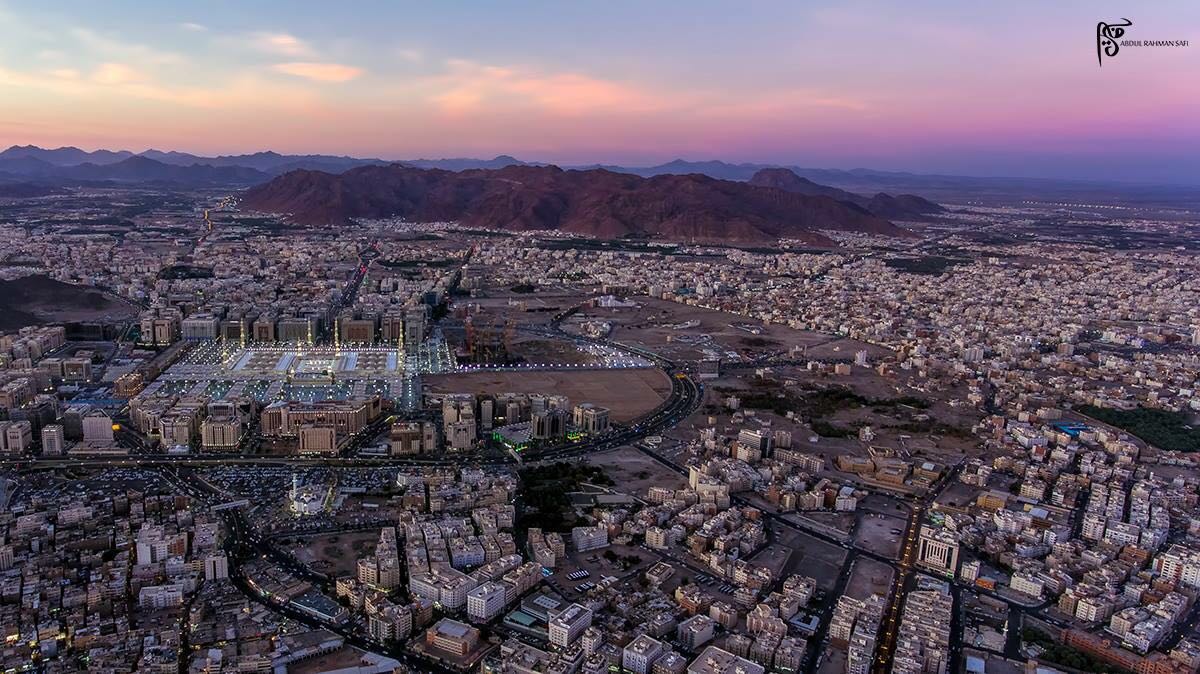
[1,1,1198,183]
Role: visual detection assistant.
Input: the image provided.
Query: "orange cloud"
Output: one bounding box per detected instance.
[92,62,145,85]
[48,68,81,81]
[0,63,322,111]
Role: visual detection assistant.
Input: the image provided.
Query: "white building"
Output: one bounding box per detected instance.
[289,476,331,516]
[917,526,960,576]
[622,634,663,674]
[572,525,608,552]
[677,614,716,650]
[466,581,508,623]
[139,584,184,609]
[41,424,65,456]
[1010,572,1044,599]
[548,603,593,648]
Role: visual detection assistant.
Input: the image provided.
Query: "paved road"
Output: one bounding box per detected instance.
[871,464,962,673]
[320,244,378,342]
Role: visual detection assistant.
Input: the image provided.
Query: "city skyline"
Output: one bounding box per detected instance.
[1,0,1197,182]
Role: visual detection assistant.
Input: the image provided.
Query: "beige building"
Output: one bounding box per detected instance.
[260,397,381,437]
[201,418,242,451]
[298,426,338,454]
[81,409,115,444]
[0,421,33,453]
[424,619,480,657]
[390,420,437,454]
[572,403,611,434]
[916,525,960,576]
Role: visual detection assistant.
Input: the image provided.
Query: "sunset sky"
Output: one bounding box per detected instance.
[1,0,1197,182]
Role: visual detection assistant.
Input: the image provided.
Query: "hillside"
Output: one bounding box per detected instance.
[241,164,910,242]
[749,168,944,220]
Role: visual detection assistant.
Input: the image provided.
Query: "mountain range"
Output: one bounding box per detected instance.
[240,163,912,243]
[4,144,1196,210]
[0,154,267,186]
[0,145,529,178]
[1,144,381,173]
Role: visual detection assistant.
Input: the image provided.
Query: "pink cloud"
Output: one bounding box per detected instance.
[428,60,666,115]
[249,32,312,57]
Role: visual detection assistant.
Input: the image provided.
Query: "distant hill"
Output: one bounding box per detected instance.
[57,156,268,185]
[0,156,62,177]
[401,155,529,171]
[0,275,137,331]
[749,168,944,220]
[241,163,910,243]
[863,192,945,219]
[139,149,389,175]
[0,153,269,187]
[748,168,864,202]
[0,145,134,166]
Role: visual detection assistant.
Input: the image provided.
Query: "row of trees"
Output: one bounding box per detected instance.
[1079,405,1200,452]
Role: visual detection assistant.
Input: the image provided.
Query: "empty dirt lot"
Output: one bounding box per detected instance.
[426,368,671,422]
[845,557,895,600]
[290,530,380,578]
[590,446,688,494]
[777,528,848,592]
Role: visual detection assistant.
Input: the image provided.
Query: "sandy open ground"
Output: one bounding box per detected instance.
[590,446,688,494]
[584,296,894,364]
[845,556,895,600]
[425,368,670,422]
[854,511,907,560]
[290,647,382,674]
[290,530,380,578]
[776,528,847,592]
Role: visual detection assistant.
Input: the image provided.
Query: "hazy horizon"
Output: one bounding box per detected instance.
[1,0,1197,183]
[10,142,1200,188]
